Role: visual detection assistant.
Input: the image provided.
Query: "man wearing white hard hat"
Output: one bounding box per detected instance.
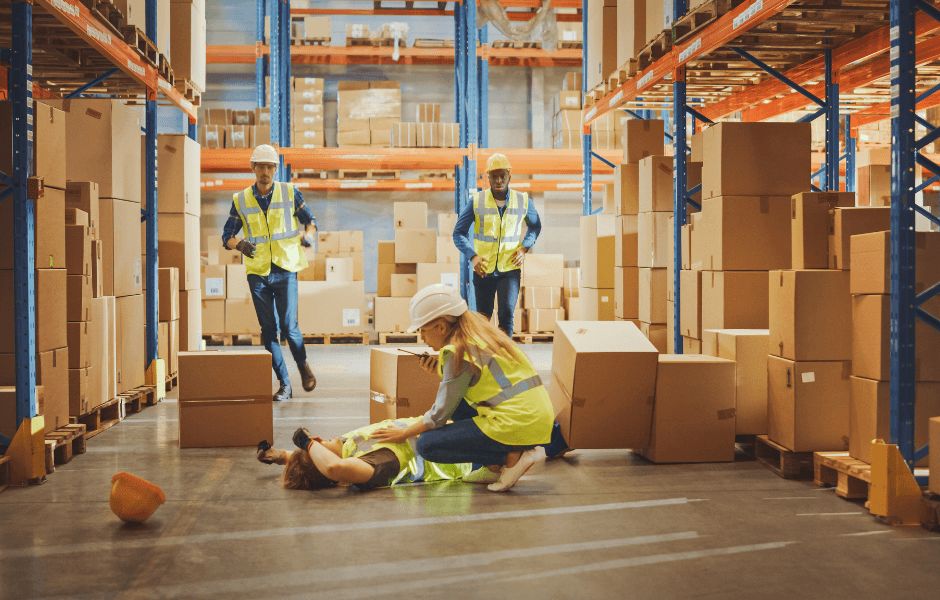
[221,144,318,402]
[452,153,542,336]
[371,284,566,492]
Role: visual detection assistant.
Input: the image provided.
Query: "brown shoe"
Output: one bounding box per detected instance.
[300,362,317,392]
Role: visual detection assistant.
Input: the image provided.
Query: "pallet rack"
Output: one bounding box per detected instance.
[580,0,940,474]
[0,0,196,446]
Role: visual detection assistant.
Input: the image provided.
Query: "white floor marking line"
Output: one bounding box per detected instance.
[762,497,821,500]
[840,530,891,537]
[796,512,865,516]
[1,497,698,559]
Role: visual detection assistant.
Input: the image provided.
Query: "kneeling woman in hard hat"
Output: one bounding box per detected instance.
[257,418,472,490]
[371,284,555,492]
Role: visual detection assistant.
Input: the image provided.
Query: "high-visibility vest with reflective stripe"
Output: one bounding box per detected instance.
[341,417,471,486]
[471,188,529,274]
[233,183,308,276]
[437,341,553,446]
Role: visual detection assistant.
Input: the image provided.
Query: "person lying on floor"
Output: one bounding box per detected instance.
[256,417,501,491]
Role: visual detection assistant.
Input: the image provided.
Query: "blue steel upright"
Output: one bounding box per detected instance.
[581,0,592,215]
[844,116,855,192]
[478,26,489,148]
[672,73,687,354]
[257,0,267,108]
[823,49,839,191]
[144,0,159,368]
[10,1,37,426]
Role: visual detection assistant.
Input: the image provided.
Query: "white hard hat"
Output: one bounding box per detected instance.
[250,144,279,165]
[408,284,468,333]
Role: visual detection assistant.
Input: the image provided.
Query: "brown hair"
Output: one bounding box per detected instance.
[282,449,337,490]
[442,310,526,372]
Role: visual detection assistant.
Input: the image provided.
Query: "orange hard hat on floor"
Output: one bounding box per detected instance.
[109,472,166,523]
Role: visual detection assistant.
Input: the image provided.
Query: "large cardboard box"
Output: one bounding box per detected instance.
[0,187,65,270]
[614,266,639,320]
[67,274,91,323]
[87,297,110,410]
[616,0,646,68]
[551,320,658,448]
[849,376,940,466]
[640,321,667,353]
[769,269,851,361]
[374,297,412,333]
[170,0,207,92]
[390,273,417,297]
[614,216,638,270]
[38,348,70,430]
[416,263,459,290]
[791,192,855,269]
[68,367,91,417]
[768,356,850,452]
[159,213,201,291]
[326,257,355,283]
[706,329,770,435]
[65,181,100,238]
[580,215,616,288]
[65,224,91,277]
[931,418,940,494]
[852,294,940,381]
[613,163,640,216]
[202,299,226,335]
[179,397,273,448]
[701,122,811,199]
[638,156,673,213]
[156,135,201,215]
[48,99,141,201]
[586,1,618,89]
[638,268,667,324]
[1,101,67,189]
[829,207,891,270]
[100,198,142,297]
[640,354,736,463]
[700,195,791,270]
[621,119,664,165]
[179,350,272,401]
[179,289,203,351]
[116,294,145,393]
[523,287,562,310]
[297,281,366,334]
[67,321,90,369]
[159,267,180,322]
[393,202,428,229]
[369,348,439,423]
[581,287,615,321]
[701,271,769,331]
[394,229,436,264]
[857,164,891,207]
[851,231,940,295]
[526,308,565,333]
[225,299,258,335]
[0,270,64,354]
[637,211,671,268]
[679,270,701,338]
[522,254,564,288]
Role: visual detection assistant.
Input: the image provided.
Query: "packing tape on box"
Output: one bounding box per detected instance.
[717,408,736,420]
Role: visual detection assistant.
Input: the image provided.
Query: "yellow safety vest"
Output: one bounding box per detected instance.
[233,183,308,276]
[471,188,529,274]
[437,340,553,446]
[341,417,471,485]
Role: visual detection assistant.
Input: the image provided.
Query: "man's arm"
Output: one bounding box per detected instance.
[293,188,317,231]
[452,202,477,261]
[221,201,243,249]
[521,197,541,250]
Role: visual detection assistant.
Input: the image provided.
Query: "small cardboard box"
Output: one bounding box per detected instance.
[201,264,227,299]
[369,347,439,423]
[767,356,850,452]
[526,308,565,333]
[66,273,91,324]
[394,229,437,263]
[374,297,412,333]
[224,299,257,335]
[159,213,201,292]
[700,195,791,271]
[393,202,428,229]
[638,156,673,213]
[641,322,668,354]
[791,192,855,269]
[640,354,736,463]
[65,224,91,276]
[639,268,667,324]
[621,119,665,164]
[179,397,273,448]
[580,215,616,288]
[523,287,562,310]
[326,257,355,283]
[115,294,145,394]
[65,181,100,237]
[68,367,90,416]
[201,299,225,335]
[613,163,640,216]
[522,254,564,288]
[705,328,771,435]
[297,281,366,334]
[563,267,580,298]
[159,267,180,321]
[179,350,273,401]
[100,198,142,297]
[580,287,615,321]
[438,212,458,236]
[637,212,671,268]
[701,270,769,331]
[34,348,69,429]
[156,134,201,216]
[852,294,940,382]
[436,236,461,265]
[829,207,891,270]
[390,273,417,297]
[768,269,851,361]
[857,164,891,207]
[377,240,396,265]
[416,263,459,290]
[679,270,702,338]
[67,320,90,369]
[551,321,659,448]
[850,231,940,295]
[87,297,110,411]
[615,215,638,267]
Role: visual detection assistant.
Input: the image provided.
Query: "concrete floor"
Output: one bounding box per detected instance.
[2,344,940,599]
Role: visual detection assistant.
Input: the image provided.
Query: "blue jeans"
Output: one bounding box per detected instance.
[416,400,569,468]
[247,266,307,386]
[473,268,520,336]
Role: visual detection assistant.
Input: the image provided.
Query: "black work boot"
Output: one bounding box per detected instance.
[300,361,317,392]
[274,383,292,402]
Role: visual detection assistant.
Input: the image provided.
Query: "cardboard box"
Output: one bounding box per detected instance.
[638,267,667,324]
[580,215,616,288]
[581,287,615,321]
[438,212,458,236]
[390,273,418,297]
[103,296,116,400]
[326,257,355,283]
[707,329,770,435]
[394,229,436,263]
[202,299,225,335]
[621,119,665,166]
[551,320,658,448]
[849,377,940,466]
[179,396,273,448]
[159,213,201,291]
[638,156,673,213]
[556,91,582,111]
[68,367,90,416]
[563,267,581,298]
[224,299,258,335]
[526,308,565,333]
[65,224,91,277]
[179,350,271,401]
[615,215,638,267]
[852,294,940,381]
[115,294,144,393]
[679,270,701,338]
[931,417,940,494]
[681,224,692,270]
[179,290,203,351]
[90,239,104,298]
[416,263,459,290]
[700,195,791,270]
[67,274,91,323]
[67,320,90,369]
[565,296,583,320]
[767,356,851,452]
[374,297,412,333]
[87,297,109,410]
[436,236,461,265]
[0,186,65,270]
[700,270,769,331]
[522,254,565,288]
[640,354,736,463]
[100,198,142,297]
[769,269,851,361]
[170,0,207,92]
[850,231,940,295]
[857,164,891,207]
[613,163,640,216]
[156,135,201,216]
[159,267,180,322]
[2,100,66,191]
[616,0,646,67]
[523,287,562,310]
[646,0,665,38]
[637,211,671,268]
[369,348,439,423]
[39,348,70,429]
[791,192,856,269]
[297,281,366,333]
[829,207,891,270]
[37,270,68,353]
[640,321,667,353]
[701,122,811,199]
[201,264,227,300]
[416,103,442,122]
[65,181,100,237]
[586,2,618,89]
[166,319,180,376]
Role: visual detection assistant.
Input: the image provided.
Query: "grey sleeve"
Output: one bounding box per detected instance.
[422,360,477,429]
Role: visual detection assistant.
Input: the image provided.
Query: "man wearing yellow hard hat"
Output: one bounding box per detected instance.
[452,153,542,336]
[221,144,318,402]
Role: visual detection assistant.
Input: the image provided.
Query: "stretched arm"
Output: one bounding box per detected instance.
[521,197,541,250]
[307,442,375,485]
[294,188,318,233]
[222,201,243,249]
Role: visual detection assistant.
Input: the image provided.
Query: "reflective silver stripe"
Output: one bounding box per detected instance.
[501,235,521,244]
[487,357,513,389]
[476,207,500,215]
[236,191,269,244]
[474,233,498,243]
[478,368,544,408]
[270,228,300,241]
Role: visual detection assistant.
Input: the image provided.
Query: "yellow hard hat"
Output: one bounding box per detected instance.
[485,153,512,173]
[109,472,166,523]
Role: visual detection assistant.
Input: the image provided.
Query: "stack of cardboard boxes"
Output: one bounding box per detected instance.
[298,15,331,42]
[299,230,365,283]
[170,0,207,94]
[391,104,460,148]
[553,72,583,150]
[586,0,618,90]
[291,78,325,149]
[520,255,566,334]
[223,265,254,336]
[579,215,615,320]
[200,262,227,336]
[563,267,582,320]
[200,108,270,150]
[637,154,675,352]
[337,81,401,147]
[65,207,93,418]
[158,268,180,379]
[856,148,891,207]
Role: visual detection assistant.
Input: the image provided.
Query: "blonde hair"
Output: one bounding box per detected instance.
[441,310,526,372]
[282,449,336,490]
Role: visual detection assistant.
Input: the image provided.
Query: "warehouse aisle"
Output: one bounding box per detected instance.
[2,345,939,599]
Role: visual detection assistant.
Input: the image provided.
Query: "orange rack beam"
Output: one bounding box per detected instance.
[201,177,604,193]
[290,7,582,22]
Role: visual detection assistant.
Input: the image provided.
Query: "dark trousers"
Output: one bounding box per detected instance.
[473,268,521,336]
[247,267,307,386]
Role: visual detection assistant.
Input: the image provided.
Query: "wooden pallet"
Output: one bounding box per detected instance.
[492,40,541,49]
[203,334,260,346]
[923,494,940,532]
[302,333,370,345]
[414,38,455,48]
[558,41,583,50]
[513,333,554,344]
[637,30,673,70]
[166,372,178,391]
[174,78,201,105]
[672,0,736,45]
[338,169,400,179]
[79,0,125,38]
[292,37,331,46]
[378,332,422,345]
[347,37,395,47]
[814,451,872,500]
[43,424,87,474]
[123,386,157,411]
[71,397,123,440]
[421,170,454,179]
[0,455,10,494]
[754,435,814,480]
[158,54,174,86]
[122,26,159,67]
